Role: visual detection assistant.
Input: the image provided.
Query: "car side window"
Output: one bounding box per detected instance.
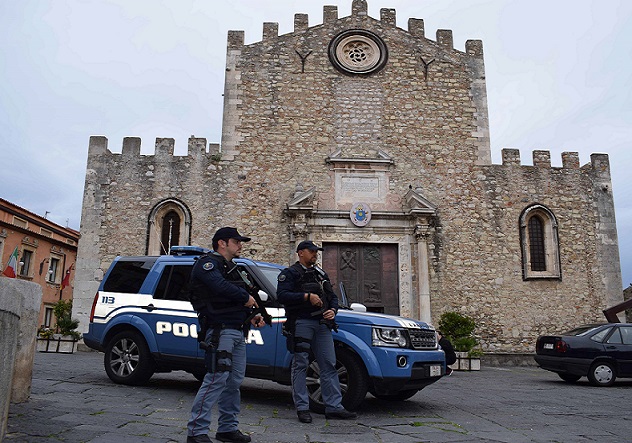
[154,265,193,301]
[591,327,612,342]
[620,327,632,345]
[606,328,623,344]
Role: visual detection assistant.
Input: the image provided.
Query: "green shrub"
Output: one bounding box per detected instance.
[453,336,477,353]
[53,299,81,340]
[468,348,485,358]
[438,311,478,353]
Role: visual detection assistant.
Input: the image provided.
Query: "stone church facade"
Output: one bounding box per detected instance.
[74,0,623,354]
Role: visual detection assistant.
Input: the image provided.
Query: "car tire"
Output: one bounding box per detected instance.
[587,361,616,387]
[372,389,419,401]
[104,330,155,385]
[557,373,581,383]
[307,347,368,413]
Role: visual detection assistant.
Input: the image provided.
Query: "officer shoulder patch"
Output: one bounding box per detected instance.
[202,262,214,271]
[277,274,286,282]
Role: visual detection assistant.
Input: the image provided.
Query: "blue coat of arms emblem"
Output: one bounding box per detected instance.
[350,202,371,227]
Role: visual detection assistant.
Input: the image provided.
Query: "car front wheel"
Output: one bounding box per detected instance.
[587,361,616,387]
[104,330,155,385]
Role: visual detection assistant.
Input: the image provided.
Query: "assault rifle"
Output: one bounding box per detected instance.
[311,308,339,332]
[228,264,273,328]
[308,266,338,332]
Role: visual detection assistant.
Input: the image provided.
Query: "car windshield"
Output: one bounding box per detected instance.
[561,325,604,336]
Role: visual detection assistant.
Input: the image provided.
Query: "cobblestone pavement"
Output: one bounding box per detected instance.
[6,350,632,442]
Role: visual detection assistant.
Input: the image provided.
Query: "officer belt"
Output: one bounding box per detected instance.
[209,322,245,330]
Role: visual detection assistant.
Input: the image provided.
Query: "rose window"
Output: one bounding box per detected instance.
[329,30,388,75]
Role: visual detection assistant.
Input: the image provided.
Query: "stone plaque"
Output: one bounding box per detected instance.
[335,174,386,205]
[341,177,379,195]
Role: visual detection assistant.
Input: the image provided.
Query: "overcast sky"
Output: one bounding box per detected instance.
[1,0,631,288]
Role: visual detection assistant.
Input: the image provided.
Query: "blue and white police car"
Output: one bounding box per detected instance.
[83,246,446,411]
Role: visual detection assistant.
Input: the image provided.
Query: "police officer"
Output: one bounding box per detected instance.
[187,227,264,443]
[437,330,456,375]
[276,240,357,423]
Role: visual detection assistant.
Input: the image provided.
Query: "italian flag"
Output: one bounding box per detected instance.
[61,263,74,290]
[2,246,19,278]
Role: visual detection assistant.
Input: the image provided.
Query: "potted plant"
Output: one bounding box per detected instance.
[36,326,55,352]
[438,311,482,371]
[37,300,80,353]
[37,326,54,339]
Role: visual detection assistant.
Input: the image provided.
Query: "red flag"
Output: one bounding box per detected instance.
[2,246,19,278]
[61,263,73,290]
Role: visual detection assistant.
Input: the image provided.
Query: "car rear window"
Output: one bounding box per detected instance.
[561,325,603,336]
[103,259,156,293]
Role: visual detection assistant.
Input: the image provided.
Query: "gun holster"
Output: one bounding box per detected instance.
[282,317,296,353]
[320,318,339,333]
[204,328,222,373]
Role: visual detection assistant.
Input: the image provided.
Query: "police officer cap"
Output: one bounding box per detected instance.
[212,227,251,243]
[296,240,323,252]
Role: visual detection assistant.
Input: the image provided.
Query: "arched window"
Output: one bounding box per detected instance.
[147,199,191,255]
[160,211,181,255]
[519,204,561,280]
[527,215,546,271]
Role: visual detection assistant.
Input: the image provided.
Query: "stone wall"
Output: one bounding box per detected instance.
[0,278,42,440]
[438,151,620,352]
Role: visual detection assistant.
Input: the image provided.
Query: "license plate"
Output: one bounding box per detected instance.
[544,343,554,350]
[430,365,441,377]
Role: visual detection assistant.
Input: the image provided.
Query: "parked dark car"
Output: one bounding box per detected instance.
[534,323,632,386]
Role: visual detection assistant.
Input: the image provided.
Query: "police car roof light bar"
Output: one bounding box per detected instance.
[169,246,210,256]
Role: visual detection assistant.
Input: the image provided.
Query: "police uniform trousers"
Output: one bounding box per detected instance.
[291,318,346,413]
[187,328,246,437]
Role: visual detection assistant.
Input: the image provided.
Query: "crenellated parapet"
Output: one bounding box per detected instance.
[88,136,220,161]
[225,0,483,57]
[499,148,610,174]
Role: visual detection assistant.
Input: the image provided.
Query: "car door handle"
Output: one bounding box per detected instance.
[141,304,155,312]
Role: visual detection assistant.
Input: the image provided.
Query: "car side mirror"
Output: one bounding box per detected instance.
[350,303,367,312]
[258,290,269,302]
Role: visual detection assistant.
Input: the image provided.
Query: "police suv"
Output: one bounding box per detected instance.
[83,246,446,411]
